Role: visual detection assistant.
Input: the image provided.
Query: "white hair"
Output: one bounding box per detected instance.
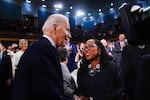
[19,39,28,47]
[42,14,69,33]
[19,39,28,44]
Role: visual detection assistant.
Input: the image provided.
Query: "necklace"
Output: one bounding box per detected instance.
[138,44,145,49]
[88,64,100,76]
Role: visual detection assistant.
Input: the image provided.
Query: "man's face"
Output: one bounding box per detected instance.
[19,41,28,51]
[55,20,71,48]
[119,34,125,41]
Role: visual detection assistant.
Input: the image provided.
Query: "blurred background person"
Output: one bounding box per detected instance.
[71,42,85,86]
[66,42,77,73]
[58,47,76,100]
[75,42,85,65]
[114,33,128,68]
[100,39,115,62]
[14,39,28,67]
[0,43,4,66]
[0,43,12,100]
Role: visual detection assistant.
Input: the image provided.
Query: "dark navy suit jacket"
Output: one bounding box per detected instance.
[12,37,64,100]
[0,52,12,100]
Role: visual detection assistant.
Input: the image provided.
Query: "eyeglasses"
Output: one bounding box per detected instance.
[85,44,97,50]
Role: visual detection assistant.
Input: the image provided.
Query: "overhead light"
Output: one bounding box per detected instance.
[42,4,47,7]
[88,13,91,16]
[26,0,31,3]
[66,11,70,14]
[99,12,103,15]
[99,9,101,12]
[54,3,63,9]
[70,6,73,9]
[111,3,113,6]
[76,10,85,17]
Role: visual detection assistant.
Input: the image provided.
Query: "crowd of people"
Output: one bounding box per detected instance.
[0,13,149,100]
[0,16,123,43]
[0,39,28,100]
[0,17,38,34]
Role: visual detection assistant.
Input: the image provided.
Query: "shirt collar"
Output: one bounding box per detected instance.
[43,35,56,48]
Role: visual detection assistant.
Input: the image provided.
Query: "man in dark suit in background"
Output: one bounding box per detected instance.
[12,14,71,100]
[114,33,128,68]
[0,43,13,100]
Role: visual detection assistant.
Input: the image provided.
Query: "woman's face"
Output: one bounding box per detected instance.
[79,43,85,52]
[84,40,100,60]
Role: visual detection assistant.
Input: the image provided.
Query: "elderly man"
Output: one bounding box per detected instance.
[12,14,71,100]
